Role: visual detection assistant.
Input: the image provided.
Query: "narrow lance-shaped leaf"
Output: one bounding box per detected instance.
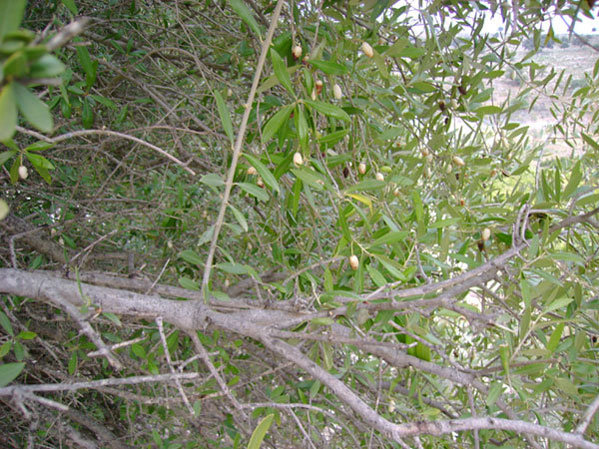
[237,182,269,202]
[270,48,295,96]
[0,0,26,42]
[308,60,348,75]
[303,98,350,122]
[61,0,79,15]
[0,362,25,388]
[229,0,261,39]
[244,153,280,194]
[246,414,274,449]
[214,90,234,146]
[13,82,53,133]
[262,104,293,143]
[0,199,9,221]
[295,105,308,150]
[563,160,582,199]
[546,323,565,354]
[0,83,18,141]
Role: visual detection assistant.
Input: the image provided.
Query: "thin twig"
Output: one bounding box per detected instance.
[15,126,195,175]
[47,286,123,370]
[200,0,286,301]
[156,317,195,415]
[0,372,200,395]
[577,393,599,435]
[189,331,248,420]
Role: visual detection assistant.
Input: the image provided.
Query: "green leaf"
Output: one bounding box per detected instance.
[311,317,335,326]
[581,132,599,151]
[296,105,308,150]
[0,341,12,358]
[0,83,18,141]
[33,164,52,184]
[76,46,96,87]
[475,105,503,115]
[243,153,280,194]
[321,342,333,370]
[270,48,294,96]
[179,249,203,265]
[214,90,234,146]
[409,81,435,93]
[0,311,14,336]
[369,231,409,248]
[13,82,53,133]
[0,362,25,387]
[308,60,348,75]
[216,262,257,277]
[237,182,269,201]
[0,150,16,165]
[398,46,426,59]
[81,97,93,128]
[499,345,510,377]
[344,179,385,193]
[3,51,27,77]
[291,167,327,191]
[0,0,26,42]
[262,104,293,143]
[228,204,248,232]
[0,199,8,221]
[257,66,301,95]
[319,129,348,145]
[16,331,36,340]
[90,94,116,109]
[9,156,19,184]
[229,0,262,39]
[563,160,582,199]
[25,153,55,170]
[486,382,504,407]
[61,0,78,14]
[131,343,146,359]
[23,141,55,152]
[179,277,199,291]
[372,254,405,280]
[519,303,531,342]
[555,377,579,397]
[412,190,424,226]
[102,312,121,326]
[246,413,274,449]
[303,99,350,121]
[544,297,573,314]
[366,264,387,287]
[200,173,225,188]
[546,323,565,353]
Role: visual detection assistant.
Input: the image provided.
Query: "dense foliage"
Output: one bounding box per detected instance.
[2,1,599,448]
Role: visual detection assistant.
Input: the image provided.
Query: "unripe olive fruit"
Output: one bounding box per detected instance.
[375,172,385,182]
[293,152,303,166]
[361,41,374,58]
[349,255,359,270]
[292,45,302,59]
[482,228,491,241]
[247,166,257,175]
[333,83,343,100]
[452,156,465,167]
[18,166,28,180]
[358,162,366,174]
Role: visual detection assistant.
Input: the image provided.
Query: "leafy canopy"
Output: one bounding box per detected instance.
[1,1,599,448]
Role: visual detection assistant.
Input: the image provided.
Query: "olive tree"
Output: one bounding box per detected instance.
[1,1,599,448]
